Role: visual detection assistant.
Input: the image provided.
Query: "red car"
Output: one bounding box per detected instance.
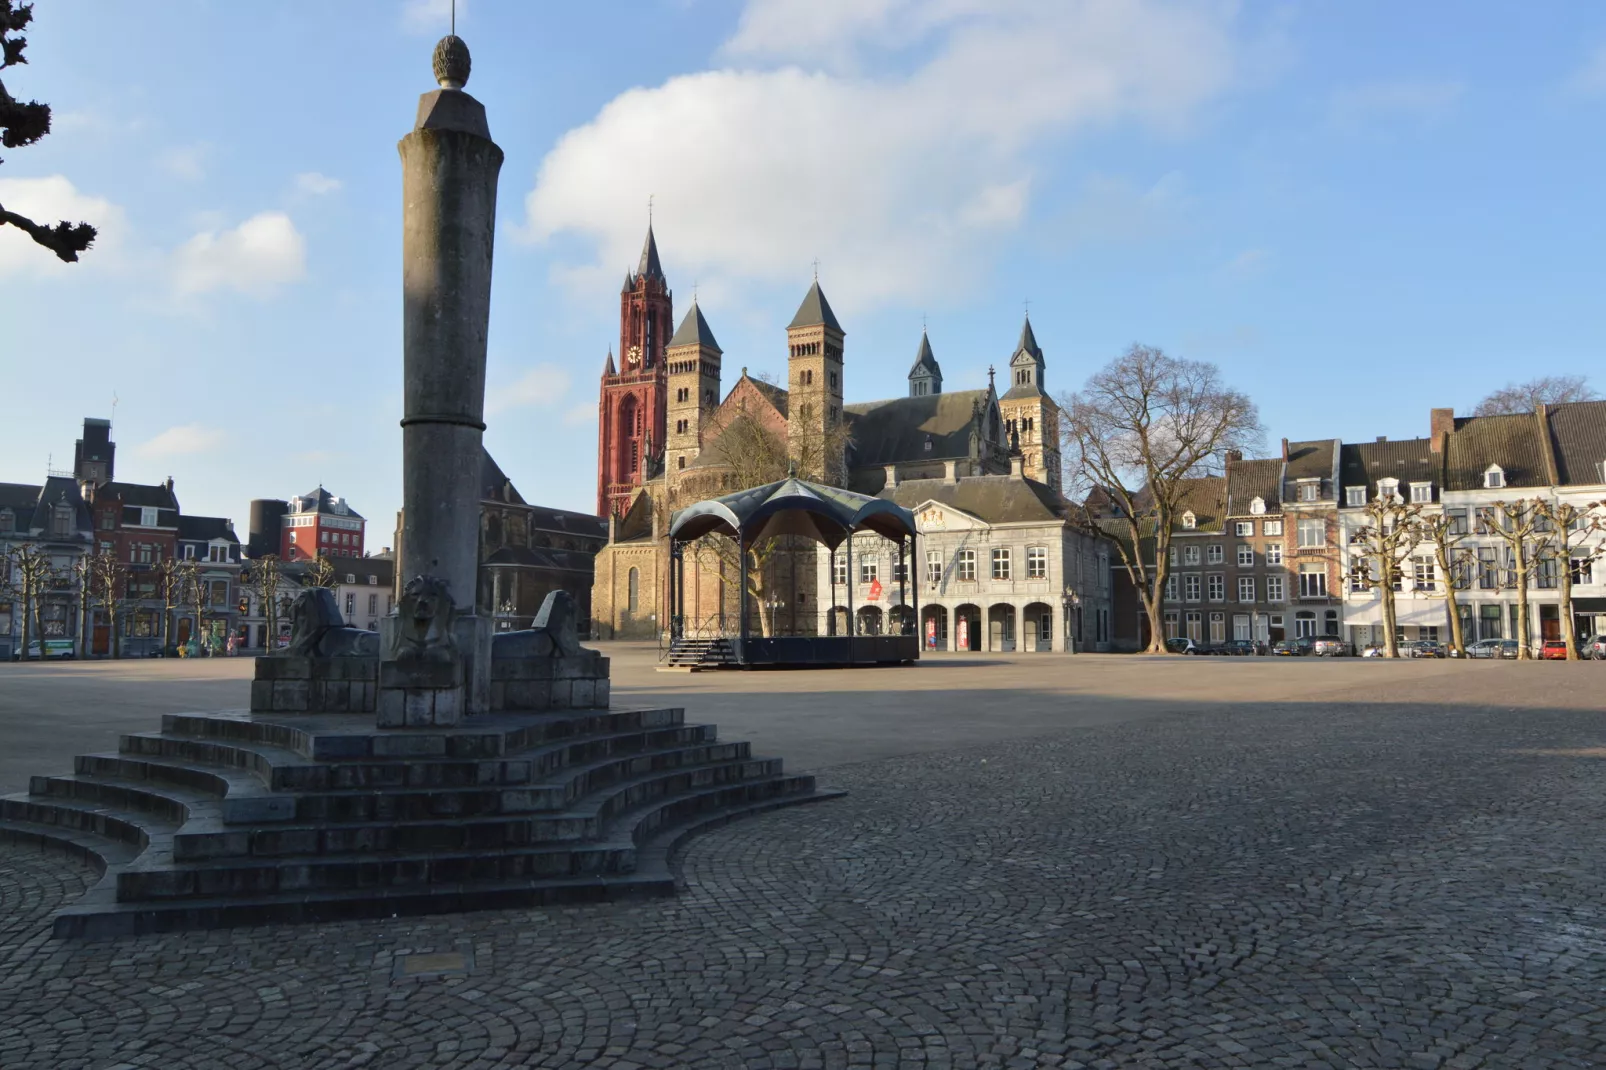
[1540,639,1570,660]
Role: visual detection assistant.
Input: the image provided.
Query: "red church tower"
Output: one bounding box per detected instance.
[596,225,672,517]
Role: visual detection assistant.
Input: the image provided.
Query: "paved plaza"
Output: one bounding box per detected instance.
[2,649,1605,1068]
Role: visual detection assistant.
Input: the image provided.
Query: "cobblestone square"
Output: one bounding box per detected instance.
[3,649,1604,1068]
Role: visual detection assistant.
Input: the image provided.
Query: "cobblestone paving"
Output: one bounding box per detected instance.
[3,697,1605,1069]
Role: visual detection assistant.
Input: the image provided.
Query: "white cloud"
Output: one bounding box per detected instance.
[137,424,227,457]
[401,0,466,35]
[0,175,129,278]
[1569,44,1606,96]
[172,211,307,297]
[520,0,1246,314]
[157,143,210,182]
[487,364,572,415]
[563,402,597,427]
[1330,79,1465,127]
[294,172,342,196]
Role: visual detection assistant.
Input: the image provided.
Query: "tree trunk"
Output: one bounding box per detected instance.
[1381,576,1400,658]
[19,578,33,662]
[1143,593,1165,654]
[1513,555,1532,660]
[1558,564,1578,660]
[1443,585,1465,657]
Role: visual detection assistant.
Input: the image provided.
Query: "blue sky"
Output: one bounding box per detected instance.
[3,0,1605,535]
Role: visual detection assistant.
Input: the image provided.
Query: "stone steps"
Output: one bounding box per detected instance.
[1,704,840,938]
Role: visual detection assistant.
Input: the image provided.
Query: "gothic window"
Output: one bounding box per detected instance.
[631,441,639,472]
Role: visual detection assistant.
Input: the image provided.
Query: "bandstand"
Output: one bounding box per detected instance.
[668,475,920,667]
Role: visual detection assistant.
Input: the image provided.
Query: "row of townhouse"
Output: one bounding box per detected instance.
[1158,402,1606,651]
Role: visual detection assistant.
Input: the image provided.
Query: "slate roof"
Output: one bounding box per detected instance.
[1546,400,1606,486]
[745,376,790,418]
[844,389,991,468]
[289,486,362,519]
[1170,476,1227,533]
[668,300,721,352]
[881,474,1066,525]
[1014,315,1042,360]
[104,481,180,510]
[602,350,616,376]
[787,281,843,332]
[480,450,607,538]
[1338,438,1438,498]
[0,482,41,521]
[177,515,239,543]
[1444,412,1550,491]
[322,554,396,583]
[481,450,526,505]
[484,545,597,573]
[907,331,940,379]
[637,224,664,281]
[1224,458,1283,516]
[1284,440,1335,483]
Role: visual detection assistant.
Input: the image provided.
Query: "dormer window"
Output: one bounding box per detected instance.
[1345,487,1366,507]
[1484,465,1505,489]
[1377,478,1400,503]
[1249,497,1265,515]
[1298,481,1318,502]
[1409,482,1432,504]
[1181,510,1197,530]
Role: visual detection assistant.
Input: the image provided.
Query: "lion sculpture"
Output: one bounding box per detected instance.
[491,590,583,660]
[282,588,380,658]
[392,574,459,665]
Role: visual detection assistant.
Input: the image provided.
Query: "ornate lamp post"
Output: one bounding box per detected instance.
[1062,586,1081,654]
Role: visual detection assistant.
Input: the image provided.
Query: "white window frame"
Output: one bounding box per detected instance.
[1266,543,1283,565]
[1484,465,1505,489]
[1249,497,1266,515]
[1262,520,1283,537]
[1236,545,1254,567]
[1183,574,1201,602]
[956,549,976,582]
[1234,521,1253,536]
[1206,544,1224,565]
[1207,573,1225,602]
[1298,481,1319,502]
[1181,511,1197,530]
[1237,576,1255,603]
[832,555,848,586]
[1345,486,1366,507]
[991,547,1011,581]
[1026,546,1047,580]
[1266,575,1286,602]
[1182,545,1201,566]
[1409,482,1432,504]
[859,557,879,585]
[1297,518,1325,549]
[925,549,943,584]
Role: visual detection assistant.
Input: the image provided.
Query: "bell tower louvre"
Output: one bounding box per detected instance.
[596,224,673,517]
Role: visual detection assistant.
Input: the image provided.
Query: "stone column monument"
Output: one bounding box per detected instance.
[382,35,503,723]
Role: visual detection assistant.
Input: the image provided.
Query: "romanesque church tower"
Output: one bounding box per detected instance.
[996,315,1062,492]
[785,280,845,481]
[664,299,722,478]
[596,225,673,517]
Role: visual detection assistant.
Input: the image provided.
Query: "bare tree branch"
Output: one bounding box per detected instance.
[1473,375,1598,416]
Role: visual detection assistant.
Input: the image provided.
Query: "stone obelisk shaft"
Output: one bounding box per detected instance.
[398,83,504,609]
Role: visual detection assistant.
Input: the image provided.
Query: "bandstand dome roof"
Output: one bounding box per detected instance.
[669,474,917,548]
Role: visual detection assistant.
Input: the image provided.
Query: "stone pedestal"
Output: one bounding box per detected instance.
[251,656,378,714]
[376,659,464,728]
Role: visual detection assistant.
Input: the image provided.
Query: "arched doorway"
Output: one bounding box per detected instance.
[921,605,948,651]
[953,604,981,651]
[987,603,1017,652]
[856,605,883,635]
[888,603,915,636]
[1023,601,1054,652]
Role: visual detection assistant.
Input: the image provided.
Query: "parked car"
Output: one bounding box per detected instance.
[1272,639,1302,656]
[1311,636,1351,657]
[1465,638,1519,659]
[12,639,75,660]
[1164,637,1204,655]
[1221,639,1259,656]
[1401,640,1446,659]
[1540,639,1571,660]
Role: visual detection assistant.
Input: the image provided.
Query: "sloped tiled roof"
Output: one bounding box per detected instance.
[178,515,239,543]
[881,474,1066,525]
[746,377,789,417]
[323,553,396,583]
[289,486,363,520]
[104,481,180,510]
[1546,400,1606,487]
[1170,476,1227,533]
[1339,438,1438,497]
[1444,412,1549,491]
[1284,440,1335,482]
[1225,458,1283,516]
[844,389,991,468]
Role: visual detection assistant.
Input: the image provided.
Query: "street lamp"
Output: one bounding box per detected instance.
[1061,586,1081,654]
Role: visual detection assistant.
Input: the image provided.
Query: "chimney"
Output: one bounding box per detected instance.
[884,464,899,489]
[1010,454,1024,479]
[1376,436,1387,443]
[1225,449,1243,466]
[1429,407,1454,455]
[164,476,174,492]
[943,460,959,484]
[1280,438,1289,462]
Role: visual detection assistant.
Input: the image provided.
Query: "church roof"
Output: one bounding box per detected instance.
[787,280,843,332]
[668,300,721,352]
[907,331,940,378]
[844,388,993,468]
[637,224,664,281]
[1014,314,1042,360]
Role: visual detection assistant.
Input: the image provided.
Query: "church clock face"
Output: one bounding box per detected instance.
[627,345,641,366]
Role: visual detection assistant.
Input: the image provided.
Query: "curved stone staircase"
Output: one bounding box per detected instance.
[0,706,839,938]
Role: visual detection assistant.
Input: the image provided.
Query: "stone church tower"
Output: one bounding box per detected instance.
[664,299,722,477]
[596,225,672,517]
[785,280,845,480]
[996,315,1062,493]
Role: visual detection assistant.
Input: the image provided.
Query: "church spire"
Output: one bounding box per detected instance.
[907,329,942,397]
[637,223,664,281]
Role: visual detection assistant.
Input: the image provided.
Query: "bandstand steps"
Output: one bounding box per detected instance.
[662,639,738,671]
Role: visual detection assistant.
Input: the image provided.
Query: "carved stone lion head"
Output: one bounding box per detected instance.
[394,574,458,663]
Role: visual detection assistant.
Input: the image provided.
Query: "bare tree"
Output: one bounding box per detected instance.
[176,559,207,654]
[306,553,337,590]
[1473,375,1598,417]
[1,542,53,659]
[244,555,285,651]
[1346,496,1425,658]
[153,556,184,652]
[1412,512,1475,656]
[1532,499,1604,660]
[0,3,97,262]
[1059,344,1262,653]
[1480,499,1547,659]
[84,550,127,658]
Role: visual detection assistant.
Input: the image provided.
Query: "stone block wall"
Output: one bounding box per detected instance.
[251,657,379,713]
[490,651,610,711]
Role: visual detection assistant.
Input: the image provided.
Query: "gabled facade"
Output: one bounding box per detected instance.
[0,476,94,660]
[281,486,365,561]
